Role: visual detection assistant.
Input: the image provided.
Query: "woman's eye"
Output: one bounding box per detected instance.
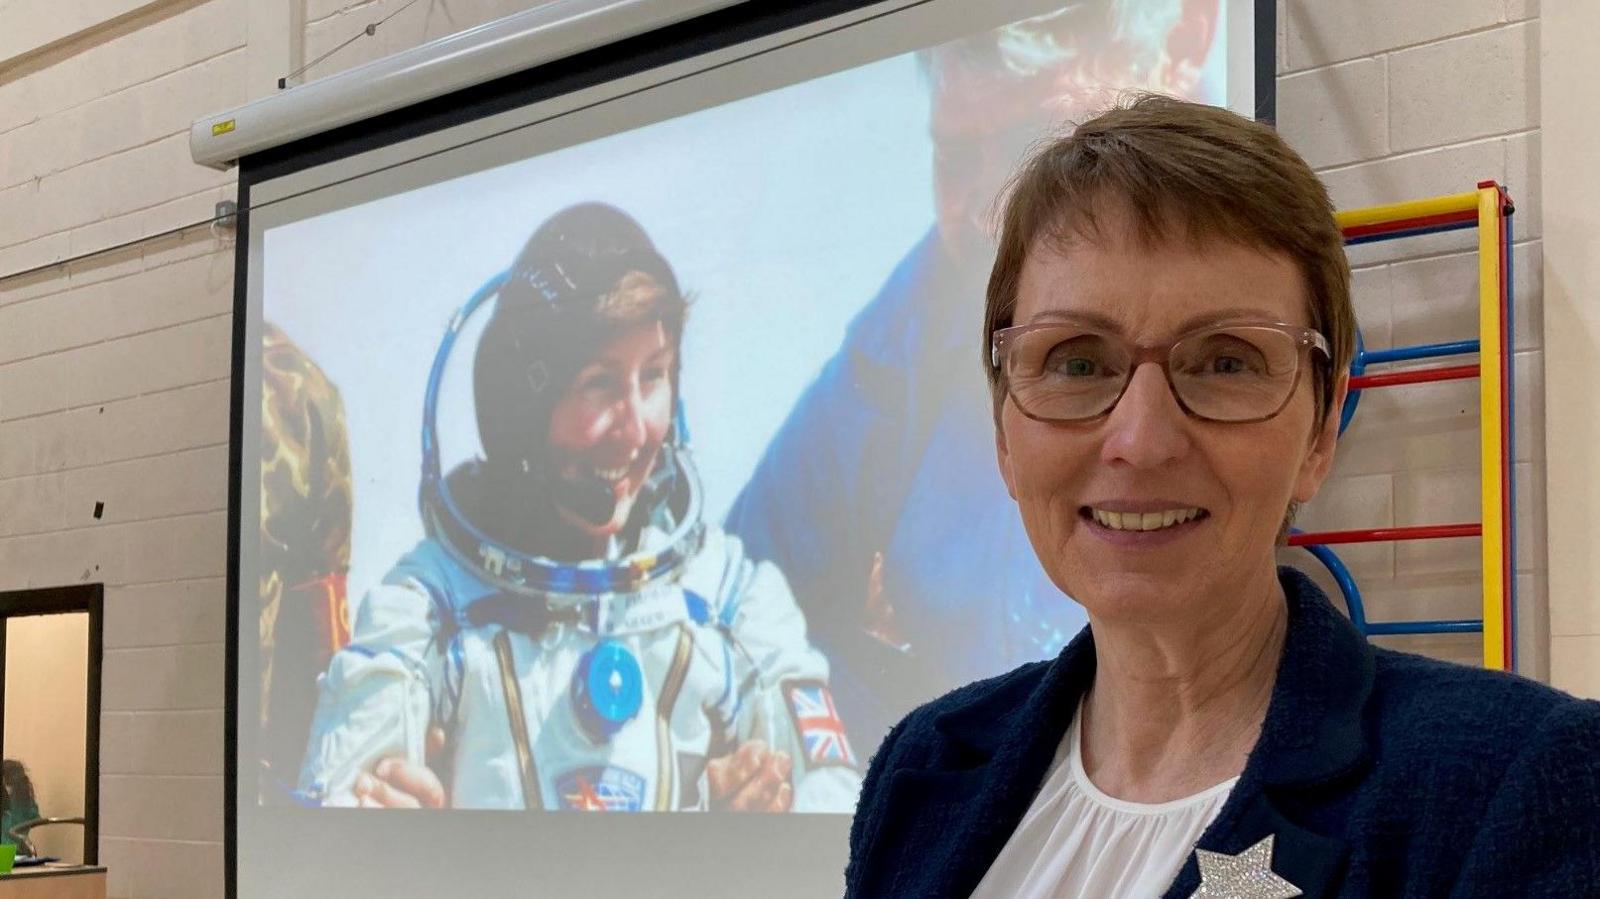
[1061,358,1098,377]
[1212,356,1248,374]
[581,373,618,396]
[642,364,668,384]
[1039,337,1114,378]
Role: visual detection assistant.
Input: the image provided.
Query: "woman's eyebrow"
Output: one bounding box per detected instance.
[1173,307,1288,332]
[1025,307,1288,334]
[585,347,676,371]
[1025,310,1119,329]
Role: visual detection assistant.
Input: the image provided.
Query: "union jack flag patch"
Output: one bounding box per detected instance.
[783,681,857,769]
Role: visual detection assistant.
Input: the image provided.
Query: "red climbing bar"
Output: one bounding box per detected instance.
[1341,209,1478,241]
[1348,364,1478,390]
[1287,523,1482,547]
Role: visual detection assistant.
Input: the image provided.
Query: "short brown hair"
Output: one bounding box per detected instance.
[982,93,1353,425]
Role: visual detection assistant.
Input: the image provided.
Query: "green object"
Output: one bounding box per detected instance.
[0,843,16,874]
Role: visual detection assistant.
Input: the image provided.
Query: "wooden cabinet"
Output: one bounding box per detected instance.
[0,866,107,899]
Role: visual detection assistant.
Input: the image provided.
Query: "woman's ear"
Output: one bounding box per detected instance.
[1293,372,1348,504]
[995,410,1019,502]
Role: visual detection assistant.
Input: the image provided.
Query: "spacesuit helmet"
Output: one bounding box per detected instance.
[472,202,688,532]
[420,202,703,596]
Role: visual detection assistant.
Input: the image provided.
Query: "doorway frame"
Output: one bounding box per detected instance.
[0,583,104,864]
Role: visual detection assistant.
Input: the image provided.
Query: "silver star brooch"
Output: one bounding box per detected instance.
[1189,835,1303,898]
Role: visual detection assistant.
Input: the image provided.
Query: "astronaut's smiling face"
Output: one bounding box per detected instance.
[545,319,676,546]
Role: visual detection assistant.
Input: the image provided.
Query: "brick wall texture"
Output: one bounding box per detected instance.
[0,1,1545,895]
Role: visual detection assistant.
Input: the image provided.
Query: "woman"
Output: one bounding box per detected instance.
[846,96,1600,897]
[299,203,860,813]
[1,760,40,849]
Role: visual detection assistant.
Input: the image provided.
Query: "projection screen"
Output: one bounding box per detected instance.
[230,0,1270,895]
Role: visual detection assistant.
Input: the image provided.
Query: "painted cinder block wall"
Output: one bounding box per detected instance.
[1273,1,1545,673]
[0,1,1561,896]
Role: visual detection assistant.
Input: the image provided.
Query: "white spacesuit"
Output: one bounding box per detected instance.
[298,514,862,812]
[297,202,860,813]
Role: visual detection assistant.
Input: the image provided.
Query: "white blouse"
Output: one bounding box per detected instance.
[969,703,1238,899]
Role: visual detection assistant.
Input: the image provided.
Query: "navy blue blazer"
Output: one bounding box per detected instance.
[845,568,1600,898]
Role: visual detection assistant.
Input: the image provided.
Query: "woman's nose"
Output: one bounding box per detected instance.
[1099,362,1191,468]
[608,384,649,446]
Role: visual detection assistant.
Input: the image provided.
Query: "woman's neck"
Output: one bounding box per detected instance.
[1078,564,1288,804]
[536,524,614,561]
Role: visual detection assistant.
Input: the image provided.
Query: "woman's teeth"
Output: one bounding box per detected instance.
[591,465,630,482]
[1089,507,1205,532]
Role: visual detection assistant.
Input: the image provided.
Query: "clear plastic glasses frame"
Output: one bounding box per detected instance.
[990,319,1332,424]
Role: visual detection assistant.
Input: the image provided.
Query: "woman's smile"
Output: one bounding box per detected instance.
[1079,503,1212,547]
[562,448,649,499]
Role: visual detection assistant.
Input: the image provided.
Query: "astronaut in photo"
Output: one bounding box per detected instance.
[297,202,860,812]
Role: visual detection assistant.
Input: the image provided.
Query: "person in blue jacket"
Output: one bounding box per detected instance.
[846,95,1600,898]
[724,2,1221,746]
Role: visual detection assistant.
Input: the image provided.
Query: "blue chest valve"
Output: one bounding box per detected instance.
[571,639,644,743]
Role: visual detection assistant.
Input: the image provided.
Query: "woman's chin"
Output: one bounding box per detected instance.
[1065,569,1202,621]
[1058,533,1201,580]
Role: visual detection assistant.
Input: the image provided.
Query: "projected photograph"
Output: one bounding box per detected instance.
[253,1,1229,813]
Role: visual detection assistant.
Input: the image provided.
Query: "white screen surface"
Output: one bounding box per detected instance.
[236,1,1258,895]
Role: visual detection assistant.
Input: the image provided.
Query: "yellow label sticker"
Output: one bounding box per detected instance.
[212,119,236,137]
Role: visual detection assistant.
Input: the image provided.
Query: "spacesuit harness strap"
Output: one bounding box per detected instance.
[491,629,543,809]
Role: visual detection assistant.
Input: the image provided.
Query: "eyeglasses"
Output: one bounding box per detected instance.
[990,320,1331,424]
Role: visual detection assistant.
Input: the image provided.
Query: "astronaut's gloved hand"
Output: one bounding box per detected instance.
[707,740,794,812]
[353,726,448,809]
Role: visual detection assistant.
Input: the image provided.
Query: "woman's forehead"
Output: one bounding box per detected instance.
[589,319,673,364]
[1014,233,1309,336]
